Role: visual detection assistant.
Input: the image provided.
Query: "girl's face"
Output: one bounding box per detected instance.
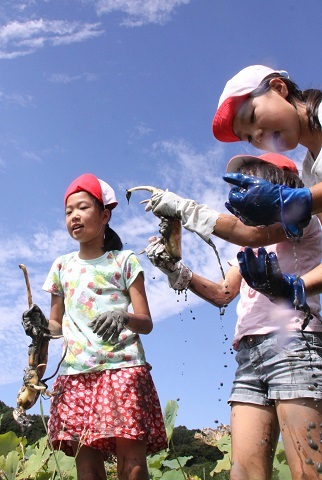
[65,191,110,244]
[232,79,302,152]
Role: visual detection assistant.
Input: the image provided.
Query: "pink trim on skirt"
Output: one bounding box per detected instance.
[48,366,168,458]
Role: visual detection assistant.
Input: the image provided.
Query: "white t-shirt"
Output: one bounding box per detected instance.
[42,250,147,375]
[302,103,322,187]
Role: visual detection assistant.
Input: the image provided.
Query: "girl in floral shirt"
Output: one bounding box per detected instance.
[40,173,167,480]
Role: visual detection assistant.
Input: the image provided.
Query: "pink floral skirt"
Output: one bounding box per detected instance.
[48,366,168,458]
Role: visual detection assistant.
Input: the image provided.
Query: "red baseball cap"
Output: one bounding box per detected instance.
[64,173,118,209]
[226,152,298,174]
[212,65,288,142]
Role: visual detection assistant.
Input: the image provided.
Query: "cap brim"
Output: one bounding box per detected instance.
[226,155,261,173]
[212,94,249,142]
[226,152,298,174]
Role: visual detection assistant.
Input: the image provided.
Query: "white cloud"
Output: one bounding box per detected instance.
[0,19,104,59]
[46,72,98,84]
[0,90,33,107]
[92,0,191,26]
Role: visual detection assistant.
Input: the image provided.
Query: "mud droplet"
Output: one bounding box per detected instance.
[316,463,322,473]
[305,457,314,465]
[308,422,316,429]
[308,439,319,450]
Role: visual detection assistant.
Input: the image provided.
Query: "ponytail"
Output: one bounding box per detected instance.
[303,89,322,132]
[92,197,123,252]
[103,223,123,251]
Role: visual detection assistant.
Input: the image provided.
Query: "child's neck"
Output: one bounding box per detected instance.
[78,242,105,260]
[298,103,322,159]
[305,131,322,160]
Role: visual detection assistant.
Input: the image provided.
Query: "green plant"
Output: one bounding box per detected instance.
[211,435,291,479]
[147,400,201,480]
[0,431,77,480]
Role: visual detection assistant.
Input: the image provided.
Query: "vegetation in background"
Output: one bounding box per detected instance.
[0,399,291,479]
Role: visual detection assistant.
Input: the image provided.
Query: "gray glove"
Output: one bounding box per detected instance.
[145,236,192,291]
[146,191,219,243]
[88,310,129,344]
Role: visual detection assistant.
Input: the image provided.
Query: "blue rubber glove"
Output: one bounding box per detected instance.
[223,173,312,238]
[238,246,311,328]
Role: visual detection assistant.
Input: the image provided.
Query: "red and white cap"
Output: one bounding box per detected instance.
[64,173,118,209]
[226,152,298,174]
[212,65,287,142]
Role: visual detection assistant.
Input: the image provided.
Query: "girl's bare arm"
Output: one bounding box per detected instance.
[127,273,153,335]
[302,264,322,296]
[188,265,241,307]
[48,294,64,336]
[213,214,286,247]
[310,182,322,215]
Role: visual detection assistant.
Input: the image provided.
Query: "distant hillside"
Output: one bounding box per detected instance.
[0,400,48,445]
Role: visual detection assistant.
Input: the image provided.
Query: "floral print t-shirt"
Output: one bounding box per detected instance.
[42,250,147,375]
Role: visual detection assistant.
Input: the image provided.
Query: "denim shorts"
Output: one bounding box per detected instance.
[229,331,322,406]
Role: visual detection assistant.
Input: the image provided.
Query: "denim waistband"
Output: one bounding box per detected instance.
[240,330,322,349]
[240,333,275,348]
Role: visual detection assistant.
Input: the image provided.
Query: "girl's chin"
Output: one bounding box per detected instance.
[264,136,289,153]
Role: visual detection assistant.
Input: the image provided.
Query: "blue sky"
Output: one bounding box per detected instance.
[1,0,322,432]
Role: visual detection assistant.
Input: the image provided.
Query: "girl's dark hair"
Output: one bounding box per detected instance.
[93,198,123,251]
[251,73,322,132]
[103,219,123,251]
[238,160,304,189]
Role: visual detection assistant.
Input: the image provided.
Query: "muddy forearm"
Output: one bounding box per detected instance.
[212,214,286,247]
[188,271,239,307]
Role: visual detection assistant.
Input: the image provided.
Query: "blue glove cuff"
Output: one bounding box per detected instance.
[279,186,312,238]
[273,273,310,321]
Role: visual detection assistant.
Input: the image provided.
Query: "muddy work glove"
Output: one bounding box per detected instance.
[223,173,312,239]
[238,247,310,320]
[146,191,219,243]
[88,310,129,344]
[22,304,51,341]
[145,236,192,291]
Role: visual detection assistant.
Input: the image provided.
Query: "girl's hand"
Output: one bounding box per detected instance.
[22,304,51,340]
[144,236,192,291]
[238,246,310,320]
[148,191,219,243]
[223,173,312,238]
[89,310,129,344]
